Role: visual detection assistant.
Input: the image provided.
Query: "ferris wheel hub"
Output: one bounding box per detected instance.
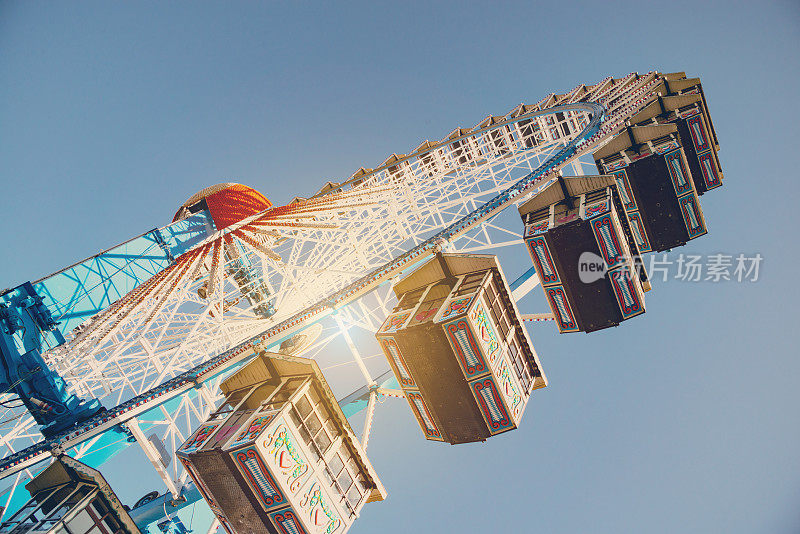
[172,183,272,231]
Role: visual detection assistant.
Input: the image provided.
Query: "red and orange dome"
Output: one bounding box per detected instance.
[173,183,272,231]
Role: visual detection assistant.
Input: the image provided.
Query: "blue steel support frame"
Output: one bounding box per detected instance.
[32,211,215,337]
[0,282,102,438]
[0,211,215,441]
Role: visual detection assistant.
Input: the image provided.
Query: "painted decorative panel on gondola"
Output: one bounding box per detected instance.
[180,422,220,455]
[518,174,649,334]
[177,352,386,534]
[627,74,722,194]
[376,253,547,444]
[594,124,707,253]
[224,407,279,450]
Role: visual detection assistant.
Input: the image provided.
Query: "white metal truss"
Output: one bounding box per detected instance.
[0,71,676,515]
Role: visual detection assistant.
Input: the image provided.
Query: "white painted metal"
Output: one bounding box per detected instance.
[512,272,542,301]
[127,418,180,499]
[336,316,375,387]
[361,392,377,451]
[375,388,406,399]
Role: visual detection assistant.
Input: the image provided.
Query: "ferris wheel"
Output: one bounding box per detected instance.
[0,70,722,533]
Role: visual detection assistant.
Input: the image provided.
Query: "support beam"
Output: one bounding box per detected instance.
[335,316,374,387]
[510,266,541,302]
[520,313,555,322]
[361,391,377,451]
[376,388,406,399]
[127,418,180,499]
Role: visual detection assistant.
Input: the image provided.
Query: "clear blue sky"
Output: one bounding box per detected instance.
[1,1,799,533]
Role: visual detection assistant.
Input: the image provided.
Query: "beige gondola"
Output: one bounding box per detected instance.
[519,175,650,333]
[594,124,707,253]
[628,74,722,194]
[177,352,386,534]
[376,253,546,445]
